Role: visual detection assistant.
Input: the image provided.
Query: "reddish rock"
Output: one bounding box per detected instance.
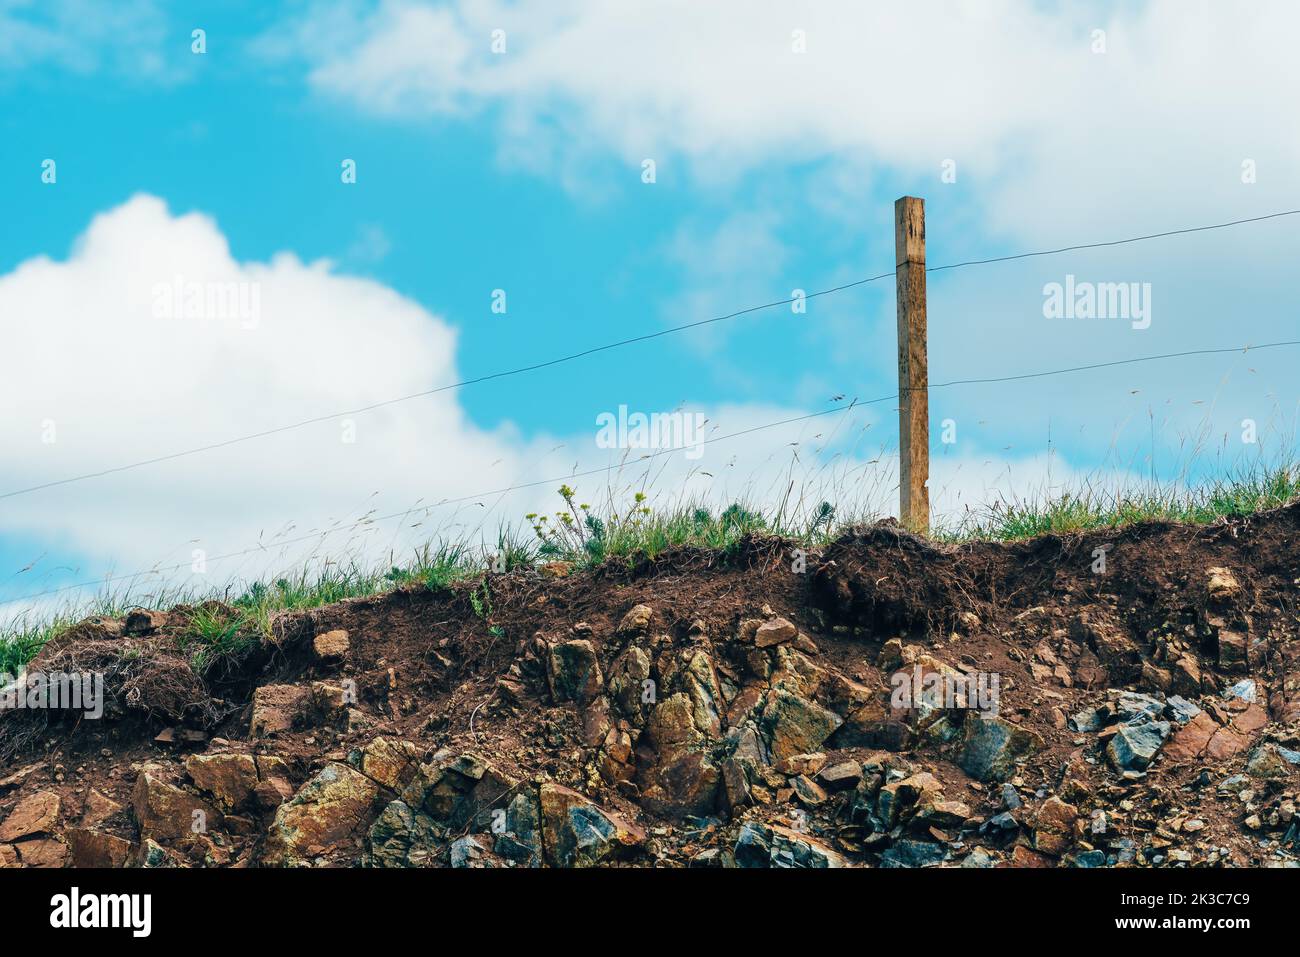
[754,618,798,648]
[250,684,310,736]
[15,838,68,868]
[65,828,136,867]
[0,791,60,842]
[132,768,222,842]
[186,753,259,811]
[263,764,381,866]
[538,783,644,867]
[81,789,124,828]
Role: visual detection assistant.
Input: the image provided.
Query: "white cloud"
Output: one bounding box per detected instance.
[0,0,179,79]
[279,1,1300,235]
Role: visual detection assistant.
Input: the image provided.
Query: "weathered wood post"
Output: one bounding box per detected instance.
[895,196,930,534]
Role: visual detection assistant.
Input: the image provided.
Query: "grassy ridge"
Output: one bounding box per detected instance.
[2,466,1297,675]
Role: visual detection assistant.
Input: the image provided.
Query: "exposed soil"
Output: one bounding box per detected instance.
[2,506,1299,869]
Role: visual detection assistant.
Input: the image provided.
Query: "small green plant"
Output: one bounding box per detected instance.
[177,604,258,675]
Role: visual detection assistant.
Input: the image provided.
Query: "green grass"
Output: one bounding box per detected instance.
[2,466,1298,675]
[939,465,1300,541]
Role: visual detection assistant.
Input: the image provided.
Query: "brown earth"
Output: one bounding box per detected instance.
[2,505,1299,869]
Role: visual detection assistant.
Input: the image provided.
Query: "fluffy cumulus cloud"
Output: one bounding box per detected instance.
[0,197,537,594]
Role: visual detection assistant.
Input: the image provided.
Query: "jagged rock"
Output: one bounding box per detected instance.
[0,790,60,841]
[250,684,310,737]
[367,799,439,868]
[450,835,487,868]
[1206,566,1241,602]
[538,783,644,867]
[962,846,998,868]
[1032,796,1078,856]
[81,789,124,827]
[957,717,1042,781]
[313,629,350,661]
[493,790,542,867]
[754,618,798,648]
[547,640,603,704]
[609,646,652,718]
[132,769,221,842]
[15,839,68,867]
[139,839,183,868]
[1107,720,1170,772]
[914,798,971,830]
[879,838,948,868]
[618,604,654,635]
[351,736,421,791]
[1225,679,1257,703]
[759,690,843,762]
[1164,711,1249,763]
[733,822,844,868]
[263,763,382,866]
[816,760,863,791]
[185,753,259,811]
[65,828,135,867]
[1247,744,1298,780]
[641,749,721,818]
[308,681,352,724]
[402,754,515,831]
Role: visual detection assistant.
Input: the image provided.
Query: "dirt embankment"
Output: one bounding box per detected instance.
[1,505,1299,869]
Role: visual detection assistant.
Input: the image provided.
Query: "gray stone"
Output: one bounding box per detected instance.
[957,716,1043,782]
[1107,720,1170,772]
[878,838,948,868]
[1224,679,1257,703]
[450,835,485,868]
[961,846,997,868]
[733,822,843,868]
[1165,695,1201,724]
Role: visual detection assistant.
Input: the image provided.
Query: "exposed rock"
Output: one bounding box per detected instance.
[367,799,439,868]
[263,763,382,866]
[733,821,844,868]
[313,629,350,661]
[1032,796,1078,857]
[957,717,1042,782]
[879,838,948,868]
[618,604,654,635]
[1107,720,1171,772]
[547,640,603,704]
[759,689,843,762]
[1206,566,1241,602]
[351,736,421,791]
[538,783,644,867]
[15,838,68,868]
[1246,744,1298,780]
[450,835,487,868]
[0,790,60,841]
[132,769,221,842]
[754,618,798,648]
[65,828,135,867]
[186,753,259,811]
[250,684,310,737]
[81,789,124,828]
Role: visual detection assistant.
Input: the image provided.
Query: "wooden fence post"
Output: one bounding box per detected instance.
[895,196,929,534]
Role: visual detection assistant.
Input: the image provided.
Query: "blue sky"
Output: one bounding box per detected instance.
[2,0,1298,614]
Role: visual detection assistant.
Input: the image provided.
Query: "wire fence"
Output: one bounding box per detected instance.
[2,205,1299,610]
